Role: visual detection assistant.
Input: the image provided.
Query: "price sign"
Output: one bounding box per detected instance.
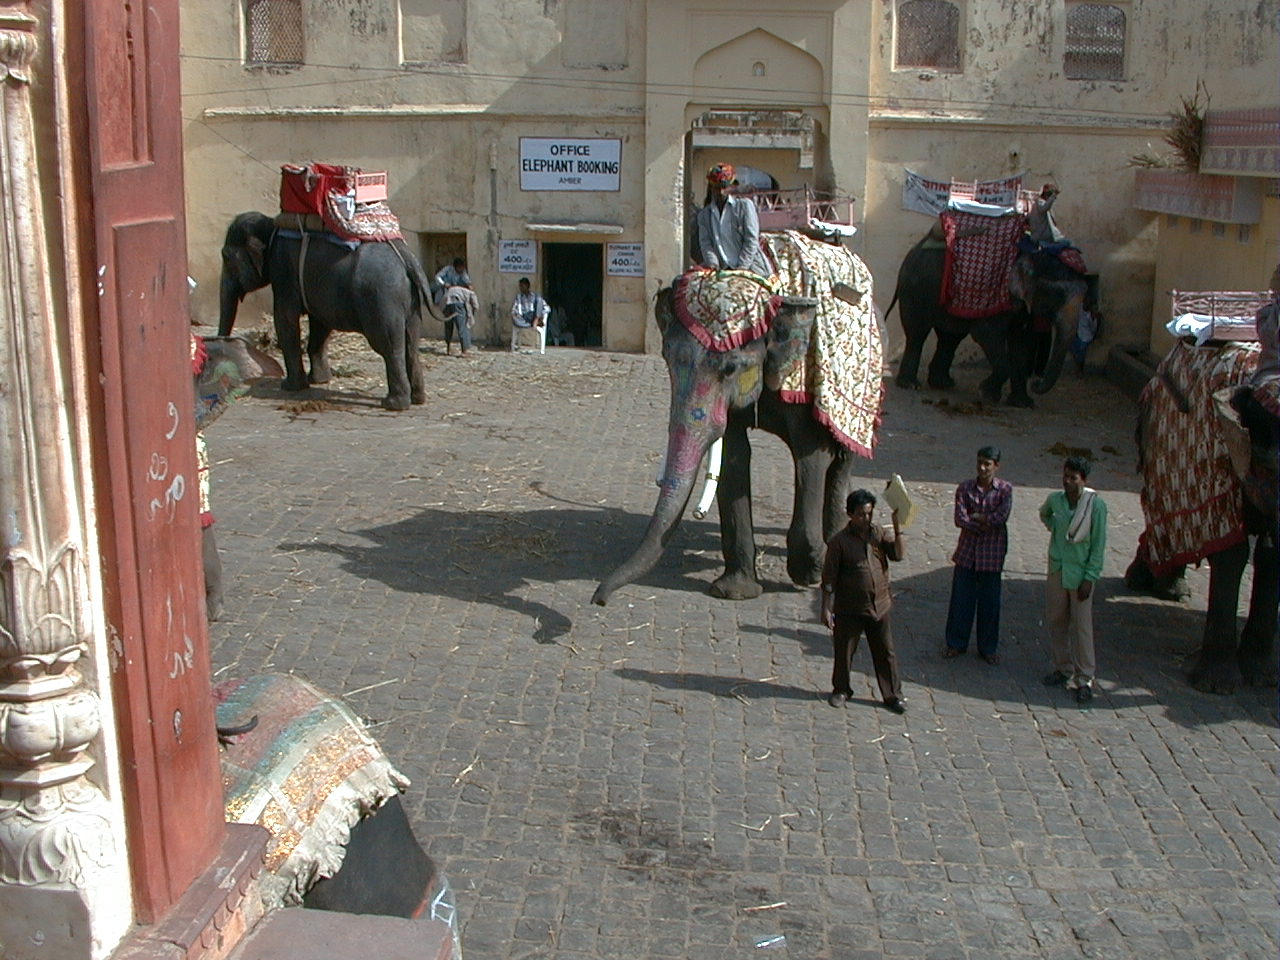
[606,242,644,277]
[499,239,536,274]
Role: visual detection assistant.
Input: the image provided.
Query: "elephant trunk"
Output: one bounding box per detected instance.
[1031,292,1081,395]
[592,423,716,606]
[218,268,244,338]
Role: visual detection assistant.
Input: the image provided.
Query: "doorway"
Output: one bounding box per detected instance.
[420,232,468,284]
[543,243,603,347]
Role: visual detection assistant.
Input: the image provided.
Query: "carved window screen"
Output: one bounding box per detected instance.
[246,0,304,65]
[896,0,962,72]
[1064,4,1125,80]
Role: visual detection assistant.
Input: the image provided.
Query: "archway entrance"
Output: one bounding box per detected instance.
[543,242,603,347]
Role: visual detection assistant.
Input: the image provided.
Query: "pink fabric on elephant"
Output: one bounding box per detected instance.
[939,211,1027,318]
[1137,340,1261,576]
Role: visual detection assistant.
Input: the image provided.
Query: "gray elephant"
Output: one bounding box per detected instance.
[889,226,1091,406]
[195,334,283,620]
[594,240,884,605]
[1124,318,1278,694]
[218,211,437,411]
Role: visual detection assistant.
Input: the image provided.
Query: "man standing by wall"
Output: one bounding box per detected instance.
[1040,456,1108,703]
[943,446,1013,664]
[820,489,907,714]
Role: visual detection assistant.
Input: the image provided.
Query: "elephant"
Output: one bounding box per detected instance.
[594,237,884,605]
[1123,326,1278,694]
[218,211,437,411]
[888,224,1091,406]
[194,334,283,620]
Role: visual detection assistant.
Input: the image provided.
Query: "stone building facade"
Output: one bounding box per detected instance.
[180,0,1279,357]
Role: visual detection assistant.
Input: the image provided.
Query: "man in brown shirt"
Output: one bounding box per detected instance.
[820,489,906,713]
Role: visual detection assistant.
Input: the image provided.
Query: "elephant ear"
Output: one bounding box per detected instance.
[671,268,779,352]
[764,297,818,393]
[246,234,268,284]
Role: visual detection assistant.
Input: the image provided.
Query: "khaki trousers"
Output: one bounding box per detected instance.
[1045,568,1096,683]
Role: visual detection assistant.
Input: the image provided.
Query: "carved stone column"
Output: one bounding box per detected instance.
[0,6,133,958]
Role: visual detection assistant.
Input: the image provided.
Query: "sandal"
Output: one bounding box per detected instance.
[942,647,964,658]
[981,653,1001,665]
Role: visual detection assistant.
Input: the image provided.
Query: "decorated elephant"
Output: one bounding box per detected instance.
[594,232,883,605]
[218,211,438,411]
[194,334,283,620]
[889,215,1091,406]
[1124,300,1279,694]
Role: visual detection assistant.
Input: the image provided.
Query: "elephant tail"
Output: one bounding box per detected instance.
[391,239,445,322]
[883,289,900,321]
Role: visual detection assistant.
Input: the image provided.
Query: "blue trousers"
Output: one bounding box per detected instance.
[944,565,1002,656]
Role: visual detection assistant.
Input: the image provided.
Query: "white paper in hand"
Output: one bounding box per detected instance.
[883,474,918,530]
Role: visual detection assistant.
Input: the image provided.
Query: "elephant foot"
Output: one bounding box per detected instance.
[1239,656,1278,689]
[309,366,332,385]
[281,376,309,392]
[895,375,922,391]
[1187,655,1241,695]
[1005,393,1034,409]
[381,394,412,412]
[978,378,1002,404]
[1155,576,1191,603]
[927,375,956,390]
[206,593,224,623]
[786,557,823,588]
[411,388,427,405]
[709,570,763,601]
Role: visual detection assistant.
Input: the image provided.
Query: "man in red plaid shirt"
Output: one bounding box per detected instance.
[943,446,1013,664]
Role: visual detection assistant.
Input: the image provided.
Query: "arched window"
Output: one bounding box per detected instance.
[1064,4,1125,80]
[246,0,303,65]
[895,0,962,72]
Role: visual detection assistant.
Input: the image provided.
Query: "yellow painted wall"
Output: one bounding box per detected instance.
[1147,196,1280,354]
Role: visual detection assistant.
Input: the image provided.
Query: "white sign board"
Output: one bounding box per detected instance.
[520,138,622,191]
[499,239,536,274]
[606,243,644,277]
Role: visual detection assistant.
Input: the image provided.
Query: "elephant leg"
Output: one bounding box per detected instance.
[202,525,224,623]
[710,419,762,600]
[1239,535,1278,687]
[1004,316,1035,407]
[784,413,834,587]
[1187,538,1250,694]
[926,328,963,390]
[824,450,860,543]
[274,310,309,392]
[970,321,1012,404]
[367,324,412,411]
[308,324,333,384]
[406,315,426,405]
[896,316,928,390]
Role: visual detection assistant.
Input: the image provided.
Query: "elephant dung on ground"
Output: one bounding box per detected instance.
[1124,326,1279,694]
[889,216,1090,406]
[594,233,884,605]
[218,211,437,411]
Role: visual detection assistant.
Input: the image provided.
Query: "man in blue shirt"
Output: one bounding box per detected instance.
[1039,456,1107,703]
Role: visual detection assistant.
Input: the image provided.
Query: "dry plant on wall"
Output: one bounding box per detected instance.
[1128,83,1207,170]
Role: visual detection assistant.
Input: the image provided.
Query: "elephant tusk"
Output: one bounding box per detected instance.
[691,439,723,520]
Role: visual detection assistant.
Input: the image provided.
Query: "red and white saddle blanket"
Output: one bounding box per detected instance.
[1137,340,1260,575]
[279,163,402,243]
[940,210,1027,318]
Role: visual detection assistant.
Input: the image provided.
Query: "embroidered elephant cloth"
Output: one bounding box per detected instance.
[672,267,781,352]
[216,673,410,910]
[939,211,1027,319]
[762,231,884,457]
[1137,340,1260,575]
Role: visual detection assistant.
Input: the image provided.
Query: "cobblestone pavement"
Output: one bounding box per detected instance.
[206,331,1277,959]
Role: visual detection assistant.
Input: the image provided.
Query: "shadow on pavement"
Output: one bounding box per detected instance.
[615,667,819,702]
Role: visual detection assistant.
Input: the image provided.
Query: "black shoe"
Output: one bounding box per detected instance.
[884,697,906,715]
[827,692,847,708]
[1075,684,1094,704]
[1042,670,1071,686]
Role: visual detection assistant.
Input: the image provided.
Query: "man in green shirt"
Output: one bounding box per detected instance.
[1039,456,1107,703]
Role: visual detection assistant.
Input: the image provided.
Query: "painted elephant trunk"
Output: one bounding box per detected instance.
[592,427,715,606]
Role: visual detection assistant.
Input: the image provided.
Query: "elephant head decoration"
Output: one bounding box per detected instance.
[595,237,884,605]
